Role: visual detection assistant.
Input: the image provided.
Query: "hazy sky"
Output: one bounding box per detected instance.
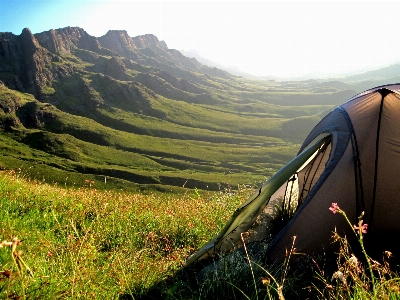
[1,0,400,78]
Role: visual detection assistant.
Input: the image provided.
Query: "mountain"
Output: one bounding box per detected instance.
[321,63,400,91]
[0,26,368,192]
[182,49,400,84]
[181,49,258,79]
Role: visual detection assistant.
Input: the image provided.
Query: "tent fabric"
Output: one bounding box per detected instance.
[267,85,400,262]
[187,84,400,268]
[186,136,330,266]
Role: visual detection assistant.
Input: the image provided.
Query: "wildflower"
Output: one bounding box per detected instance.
[325,284,334,290]
[329,203,340,214]
[332,228,341,242]
[348,255,358,267]
[47,251,53,257]
[261,277,270,286]
[384,251,393,258]
[332,271,346,284]
[354,220,368,234]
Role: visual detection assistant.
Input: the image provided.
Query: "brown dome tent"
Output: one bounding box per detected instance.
[186,84,400,268]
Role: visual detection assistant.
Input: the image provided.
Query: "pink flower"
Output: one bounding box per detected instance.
[354,220,368,234]
[329,203,339,214]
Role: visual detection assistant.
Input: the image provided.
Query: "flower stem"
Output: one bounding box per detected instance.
[337,209,376,295]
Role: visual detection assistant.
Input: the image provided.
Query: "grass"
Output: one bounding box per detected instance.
[4,28,400,299]
[1,81,303,191]
[0,169,247,298]
[312,204,400,299]
[2,170,400,299]
[171,212,400,300]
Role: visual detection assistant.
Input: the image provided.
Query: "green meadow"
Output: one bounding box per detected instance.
[0,69,353,193]
[2,170,400,299]
[3,27,400,299]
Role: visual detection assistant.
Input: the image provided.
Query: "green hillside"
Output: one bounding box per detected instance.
[0,27,360,192]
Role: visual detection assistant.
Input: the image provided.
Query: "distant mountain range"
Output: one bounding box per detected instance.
[180,49,259,79]
[1,27,399,191]
[182,49,400,83]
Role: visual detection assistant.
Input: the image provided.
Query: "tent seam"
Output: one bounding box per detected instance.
[337,106,365,221]
[369,91,386,230]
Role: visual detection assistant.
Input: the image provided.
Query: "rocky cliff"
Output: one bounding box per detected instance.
[35,26,101,55]
[98,30,202,72]
[0,28,75,98]
[0,26,230,102]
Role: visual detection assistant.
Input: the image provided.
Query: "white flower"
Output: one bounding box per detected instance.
[348,255,358,267]
[332,271,346,284]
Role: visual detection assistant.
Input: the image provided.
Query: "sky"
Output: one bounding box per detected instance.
[1,0,400,78]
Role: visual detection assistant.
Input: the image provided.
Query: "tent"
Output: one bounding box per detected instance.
[186,84,400,268]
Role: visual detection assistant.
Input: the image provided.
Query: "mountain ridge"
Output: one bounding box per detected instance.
[0,26,396,192]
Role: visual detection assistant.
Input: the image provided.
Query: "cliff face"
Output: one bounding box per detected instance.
[97,30,202,72]
[0,28,64,97]
[98,30,138,57]
[0,26,231,105]
[131,34,167,50]
[35,27,101,55]
[98,30,167,54]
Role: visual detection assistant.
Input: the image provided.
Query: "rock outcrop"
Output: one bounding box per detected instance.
[0,28,63,97]
[0,26,232,105]
[131,34,167,50]
[98,30,202,73]
[35,27,101,55]
[98,30,138,57]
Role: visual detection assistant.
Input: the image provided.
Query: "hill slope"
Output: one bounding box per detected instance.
[0,27,358,191]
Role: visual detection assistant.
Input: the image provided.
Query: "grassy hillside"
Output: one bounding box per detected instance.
[0,83,298,192]
[0,27,361,192]
[0,71,355,192]
[0,169,246,298]
[1,169,399,299]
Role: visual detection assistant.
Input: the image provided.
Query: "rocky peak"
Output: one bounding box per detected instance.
[0,32,18,62]
[0,28,74,98]
[98,31,168,58]
[98,30,137,55]
[35,27,100,55]
[17,28,41,57]
[131,34,167,50]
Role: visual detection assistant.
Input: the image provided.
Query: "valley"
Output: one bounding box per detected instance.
[1,27,399,192]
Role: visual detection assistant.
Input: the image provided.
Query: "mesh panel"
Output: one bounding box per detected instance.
[246,138,332,245]
[186,135,331,266]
